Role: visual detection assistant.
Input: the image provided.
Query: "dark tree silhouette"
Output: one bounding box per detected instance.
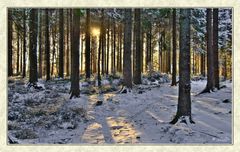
[8,10,13,76]
[70,9,81,99]
[85,9,91,79]
[45,9,50,81]
[29,9,38,84]
[171,9,177,86]
[59,9,64,78]
[123,9,133,89]
[213,8,219,89]
[200,9,214,93]
[133,9,142,85]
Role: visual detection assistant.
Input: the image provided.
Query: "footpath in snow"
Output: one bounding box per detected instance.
[8,77,232,144]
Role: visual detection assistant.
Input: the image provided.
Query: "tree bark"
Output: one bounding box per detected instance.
[59,9,64,78]
[29,9,38,84]
[170,9,193,124]
[171,9,177,86]
[123,9,133,89]
[213,9,219,89]
[8,9,13,76]
[45,9,50,81]
[202,9,214,93]
[101,9,106,75]
[66,9,70,76]
[22,9,26,78]
[106,17,110,75]
[85,9,91,79]
[133,9,142,84]
[17,29,20,74]
[70,9,80,99]
[38,9,42,78]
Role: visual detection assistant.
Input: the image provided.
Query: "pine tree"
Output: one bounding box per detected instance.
[170,9,194,124]
[29,9,38,84]
[133,9,142,84]
[85,9,91,79]
[59,9,64,78]
[70,9,81,99]
[123,9,132,89]
[171,9,177,86]
[45,9,50,81]
[8,10,13,76]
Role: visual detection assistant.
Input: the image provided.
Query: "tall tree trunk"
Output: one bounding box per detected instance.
[22,9,26,78]
[133,9,142,84]
[66,9,70,76]
[223,53,227,80]
[113,21,116,75]
[38,10,42,78]
[98,12,103,87]
[123,9,132,89]
[81,35,84,73]
[201,53,205,76]
[8,9,13,76]
[106,17,110,75]
[101,9,106,75]
[213,9,219,89]
[59,9,64,78]
[171,9,177,86]
[91,36,97,73]
[70,9,80,99]
[119,24,123,72]
[45,9,50,81]
[202,9,214,93]
[29,9,38,84]
[170,9,193,124]
[85,9,91,79]
[51,27,56,76]
[17,30,20,74]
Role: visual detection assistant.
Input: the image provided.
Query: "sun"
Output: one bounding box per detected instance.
[91,27,100,36]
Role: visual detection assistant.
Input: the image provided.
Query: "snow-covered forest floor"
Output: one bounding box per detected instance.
[8,74,232,144]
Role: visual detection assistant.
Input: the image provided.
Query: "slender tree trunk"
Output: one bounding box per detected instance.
[8,10,13,76]
[113,21,116,75]
[202,9,214,93]
[123,9,132,89]
[106,17,110,75]
[17,30,20,74]
[51,27,56,76]
[213,8,219,89]
[58,9,64,78]
[119,24,123,72]
[201,53,205,76]
[91,36,97,73]
[22,9,26,78]
[70,9,80,99]
[85,9,91,79]
[81,35,84,73]
[133,9,142,84]
[171,8,177,86]
[45,9,50,81]
[29,9,38,84]
[171,9,193,124]
[98,14,103,87]
[223,53,227,80]
[38,10,42,78]
[66,10,70,76]
[20,34,22,74]
[101,9,106,75]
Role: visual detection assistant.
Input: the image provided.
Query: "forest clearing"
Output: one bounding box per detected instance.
[7,8,232,144]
